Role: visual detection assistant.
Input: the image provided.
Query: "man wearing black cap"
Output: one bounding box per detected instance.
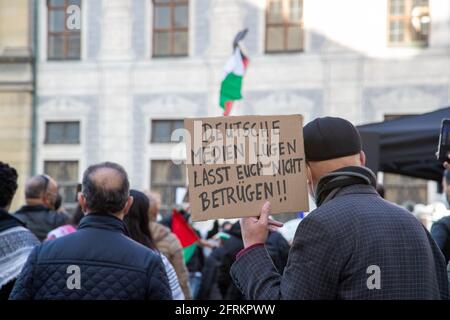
[230,117,449,300]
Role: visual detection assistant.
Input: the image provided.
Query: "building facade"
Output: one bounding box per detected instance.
[33,0,450,211]
[0,0,34,211]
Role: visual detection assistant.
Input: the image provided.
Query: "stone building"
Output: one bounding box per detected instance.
[31,0,450,211]
[0,0,34,210]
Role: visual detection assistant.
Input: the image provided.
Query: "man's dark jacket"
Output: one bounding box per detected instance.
[431,215,450,264]
[231,184,449,300]
[9,214,172,300]
[266,231,290,274]
[15,205,68,241]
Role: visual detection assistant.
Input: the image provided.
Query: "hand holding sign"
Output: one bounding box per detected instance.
[240,201,284,248]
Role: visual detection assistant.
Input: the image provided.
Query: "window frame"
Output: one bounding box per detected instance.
[150,159,186,214]
[150,119,184,143]
[47,0,81,60]
[152,0,189,58]
[44,121,81,145]
[381,114,428,205]
[43,160,79,205]
[387,0,429,47]
[265,0,304,54]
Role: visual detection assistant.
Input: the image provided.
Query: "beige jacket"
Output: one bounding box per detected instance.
[150,222,192,299]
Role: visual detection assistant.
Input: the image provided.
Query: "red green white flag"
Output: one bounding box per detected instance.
[219,29,249,116]
[171,209,199,264]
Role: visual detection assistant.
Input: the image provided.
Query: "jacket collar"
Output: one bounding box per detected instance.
[78,213,128,235]
[0,209,26,233]
[315,166,377,207]
[16,204,50,214]
[334,184,379,198]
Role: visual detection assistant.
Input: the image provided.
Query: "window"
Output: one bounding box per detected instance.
[150,160,186,214]
[45,121,80,144]
[382,114,428,205]
[388,0,429,45]
[44,160,79,204]
[151,119,184,143]
[152,0,189,57]
[266,0,303,53]
[47,0,81,60]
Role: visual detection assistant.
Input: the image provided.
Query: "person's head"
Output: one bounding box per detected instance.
[124,189,155,250]
[442,170,450,204]
[144,190,161,222]
[303,117,365,198]
[0,162,19,211]
[25,174,59,210]
[222,221,232,232]
[78,162,133,219]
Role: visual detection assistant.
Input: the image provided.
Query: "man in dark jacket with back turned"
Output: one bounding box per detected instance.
[231,117,449,300]
[15,174,68,241]
[10,162,171,300]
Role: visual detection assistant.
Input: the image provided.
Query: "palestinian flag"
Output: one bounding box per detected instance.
[171,209,199,264]
[219,29,249,116]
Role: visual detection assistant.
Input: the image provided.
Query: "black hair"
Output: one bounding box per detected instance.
[72,182,84,226]
[81,162,129,214]
[54,193,63,211]
[71,205,84,226]
[124,189,156,250]
[0,162,18,208]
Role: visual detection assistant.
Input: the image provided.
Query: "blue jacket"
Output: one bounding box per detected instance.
[431,215,450,264]
[231,184,449,300]
[9,213,172,300]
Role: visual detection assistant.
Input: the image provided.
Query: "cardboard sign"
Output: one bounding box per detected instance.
[185,115,309,221]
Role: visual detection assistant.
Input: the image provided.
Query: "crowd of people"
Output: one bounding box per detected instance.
[0,160,289,300]
[0,116,450,300]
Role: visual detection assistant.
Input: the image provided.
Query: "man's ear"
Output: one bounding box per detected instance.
[78,193,87,213]
[360,151,366,166]
[122,196,134,216]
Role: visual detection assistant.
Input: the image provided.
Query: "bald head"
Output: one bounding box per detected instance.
[25,174,58,209]
[144,190,161,221]
[80,162,131,216]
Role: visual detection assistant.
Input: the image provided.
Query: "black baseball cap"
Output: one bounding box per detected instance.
[303,117,362,162]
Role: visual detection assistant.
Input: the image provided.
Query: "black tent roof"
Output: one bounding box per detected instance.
[357,107,450,182]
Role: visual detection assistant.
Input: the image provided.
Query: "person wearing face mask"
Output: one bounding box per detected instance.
[230,117,449,300]
[15,175,68,241]
[431,170,450,273]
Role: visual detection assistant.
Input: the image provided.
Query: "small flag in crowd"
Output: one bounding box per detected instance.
[171,209,199,264]
[219,28,249,116]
